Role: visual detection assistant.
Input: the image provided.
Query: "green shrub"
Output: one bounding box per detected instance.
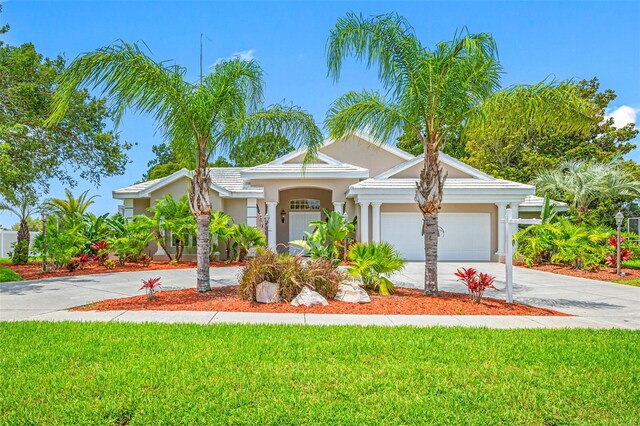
[8,240,30,265]
[289,208,356,264]
[65,257,80,272]
[239,250,346,301]
[515,218,634,271]
[347,242,406,295]
[32,217,88,270]
[231,224,266,262]
[103,259,116,270]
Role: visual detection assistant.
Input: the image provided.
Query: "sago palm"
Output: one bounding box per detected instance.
[325,12,593,295]
[533,158,640,222]
[46,41,323,292]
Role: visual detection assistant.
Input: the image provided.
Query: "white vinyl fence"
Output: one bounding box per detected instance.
[0,230,41,258]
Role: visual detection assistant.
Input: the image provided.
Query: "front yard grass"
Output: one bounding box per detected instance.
[622,259,640,269]
[613,278,640,287]
[0,267,23,282]
[1,322,638,425]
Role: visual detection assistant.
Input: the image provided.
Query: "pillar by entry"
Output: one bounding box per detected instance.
[371,202,381,242]
[266,201,277,249]
[333,201,345,213]
[359,202,370,243]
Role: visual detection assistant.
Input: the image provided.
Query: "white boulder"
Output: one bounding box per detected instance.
[256,281,280,304]
[335,282,371,303]
[290,287,328,307]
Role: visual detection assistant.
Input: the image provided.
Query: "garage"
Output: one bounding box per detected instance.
[380,213,492,261]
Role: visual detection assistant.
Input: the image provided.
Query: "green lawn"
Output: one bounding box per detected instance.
[1,323,638,425]
[0,267,22,282]
[622,259,640,269]
[0,257,11,264]
[613,278,640,287]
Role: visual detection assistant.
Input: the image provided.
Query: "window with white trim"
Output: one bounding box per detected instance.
[289,199,321,211]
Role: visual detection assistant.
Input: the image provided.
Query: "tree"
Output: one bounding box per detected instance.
[48,41,323,292]
[11,217,43,232]
[0,11,130,201]
[325,13,592,295]
[46,189,98,221]
[142,142,189,181]
[464,78,639,183]
[532,158,640,223]
[0,191,38,264]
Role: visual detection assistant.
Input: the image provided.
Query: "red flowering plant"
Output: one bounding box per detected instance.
[140,277,162,300]
[78,253,93,270]
[91,240,109,265]
[604,236,633,268]
[454,267,497,303]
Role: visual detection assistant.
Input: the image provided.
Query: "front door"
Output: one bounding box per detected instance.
[289,211,321,255]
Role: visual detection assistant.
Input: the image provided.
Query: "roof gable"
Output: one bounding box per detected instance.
[375,153,494,181]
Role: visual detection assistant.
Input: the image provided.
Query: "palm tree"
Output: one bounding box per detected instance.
[325,13,592,295]
[0,191,38,264]
[46,189,97,220]
[533,158,640,222]
[46,41,322,292]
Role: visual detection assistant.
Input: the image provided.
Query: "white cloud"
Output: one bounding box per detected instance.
[606,105,639,129]
[213,49,255,66]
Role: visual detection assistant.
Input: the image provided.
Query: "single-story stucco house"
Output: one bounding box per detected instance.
[113,133,561,262]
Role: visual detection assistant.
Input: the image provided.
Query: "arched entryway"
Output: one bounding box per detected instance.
[276,187,333,251]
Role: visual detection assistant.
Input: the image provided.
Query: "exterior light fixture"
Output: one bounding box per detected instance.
[280,209,286,223]
[615,211,624,276]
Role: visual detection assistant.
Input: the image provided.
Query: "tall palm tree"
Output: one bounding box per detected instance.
[533,158,640,222]
[46,189,97,220]
[325,12,593,295]
[46,41,322,292]
[0,191,38,264]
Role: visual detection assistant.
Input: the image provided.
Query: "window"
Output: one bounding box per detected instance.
[290,199,321,211]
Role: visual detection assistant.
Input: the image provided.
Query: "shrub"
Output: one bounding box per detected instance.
[139,253,152,267]
[104,259,116,270]
[66,257,80,272]
[169,259,179,266]
[239,250,346,301]
[140,277,162,300]
[604,236,633,268]
[347,242,405,295]
[231,224,266,262]
[454,268,496,303]
[91,240,109,265]
[78,253,93,269]
[289,209,357,264]
[9,240,29,265]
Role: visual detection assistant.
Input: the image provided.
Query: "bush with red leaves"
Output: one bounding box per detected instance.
[605,236,633,268]
[454,267,497,303]
[140,277,162,300]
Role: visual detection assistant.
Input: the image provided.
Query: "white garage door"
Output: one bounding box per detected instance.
[380,213,492,261]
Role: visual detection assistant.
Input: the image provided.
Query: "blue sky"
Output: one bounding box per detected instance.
[1,0,639,226]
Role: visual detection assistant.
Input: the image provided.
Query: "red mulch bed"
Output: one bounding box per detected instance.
[4,260,246,281]
[517,263,640,283]
[73,286,566,316]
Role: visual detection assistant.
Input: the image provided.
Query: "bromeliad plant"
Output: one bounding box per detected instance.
[347,242,405,295]
[454,268,496,303]
[140,277,162,300]
[605,236,634,268]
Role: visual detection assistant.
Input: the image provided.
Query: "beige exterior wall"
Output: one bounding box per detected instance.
[392,161,473,179]
[317,135,408,176]
[133,199,150,216]
[251,178,358,203]
[273,188,333,246]
[223,198,248,225]
[519,211,541,220]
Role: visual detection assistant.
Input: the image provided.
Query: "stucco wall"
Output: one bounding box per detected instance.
[318,135,408,176]
[274,188,333,246]
[251,178,358,203]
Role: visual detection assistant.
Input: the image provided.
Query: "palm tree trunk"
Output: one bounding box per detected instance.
[13,219,30,264]
[190,164,212,293]
[415,140,447,296]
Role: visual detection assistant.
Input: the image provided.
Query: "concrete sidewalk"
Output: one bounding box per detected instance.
[5,309,635,329]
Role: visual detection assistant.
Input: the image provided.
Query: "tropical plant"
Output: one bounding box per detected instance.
[515,218,611,270]
[454,267,496,303]
[325,12,593,295]
[347,242,406,295]
[151,195,196,262]
[0,191,38,264]
[289,209,356,264]
[91,240,109,265]
[533,158,640,222]
[140,277,162,300]
[540,193,560,224]
[107,217,153,265]
[103,259,116,270]
[47,41,323,293]
[32,216,89,270]
[604,236,633,268]
[209,210,234,259]
[232,224,266,262]
[46,189,98,221]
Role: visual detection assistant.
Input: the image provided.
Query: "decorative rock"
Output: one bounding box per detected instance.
[335,282,371,303]
[256,281,280,304]
[290,287,328,307]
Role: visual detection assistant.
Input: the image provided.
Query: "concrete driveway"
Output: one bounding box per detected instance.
[1,263,638,328]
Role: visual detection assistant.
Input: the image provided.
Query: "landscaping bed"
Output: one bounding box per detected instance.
[3,260,245,281]
[74,285,565,316]
[1,322,638,424]
[518,263,640,284]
